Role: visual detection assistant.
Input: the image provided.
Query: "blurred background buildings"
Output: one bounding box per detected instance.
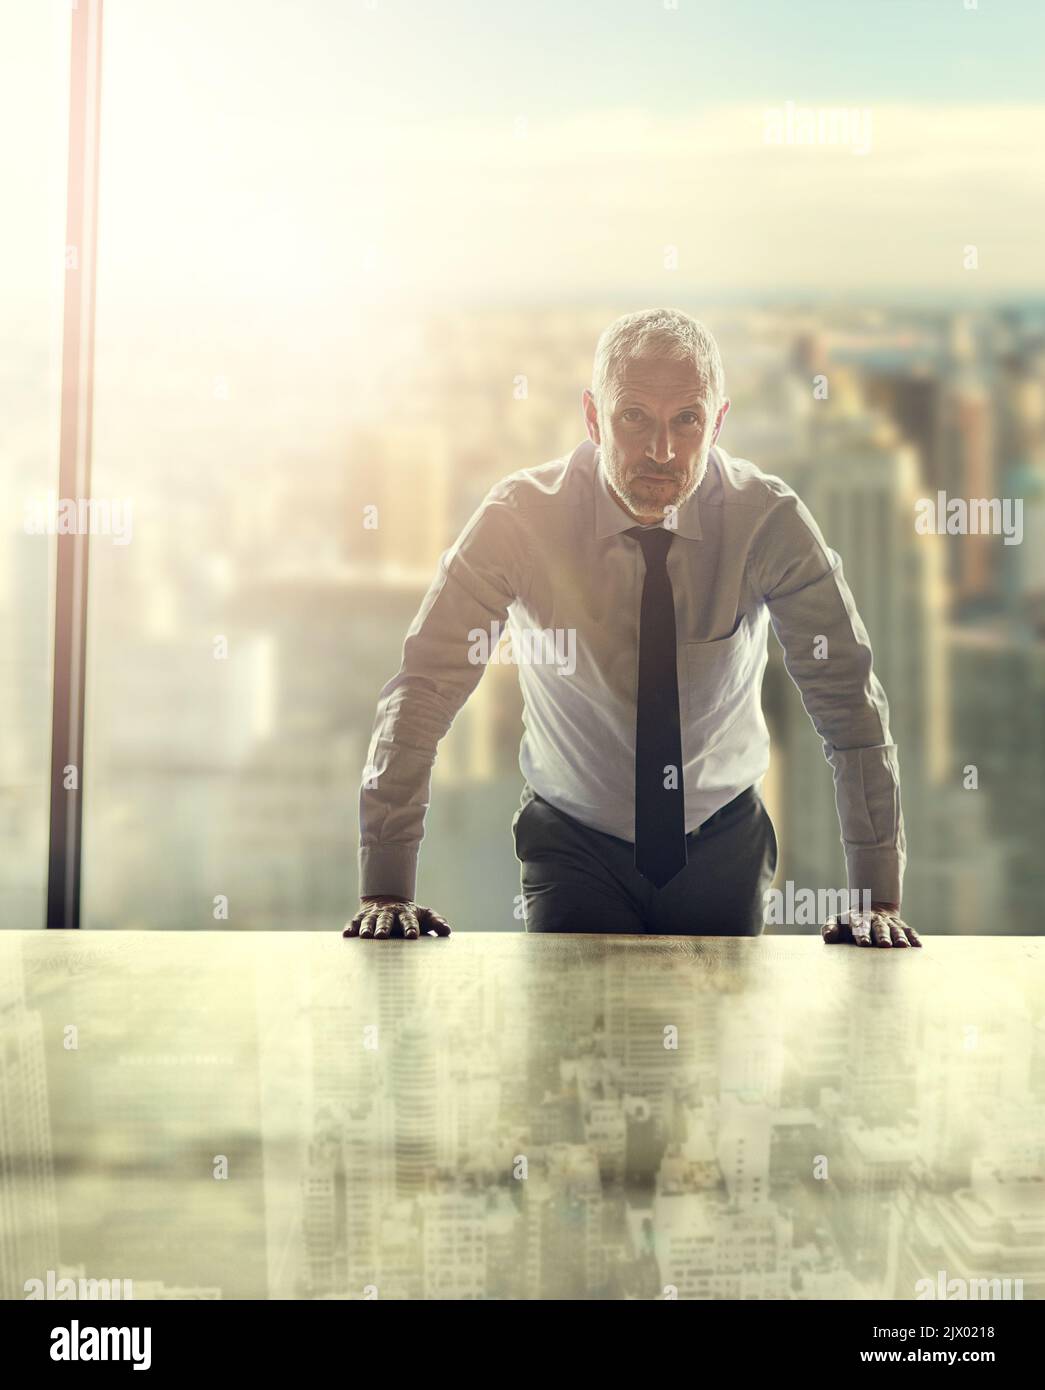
[2,0,1043,933]
[3,299,1043,932]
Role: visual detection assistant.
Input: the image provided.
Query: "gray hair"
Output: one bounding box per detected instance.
[591,307,725,414]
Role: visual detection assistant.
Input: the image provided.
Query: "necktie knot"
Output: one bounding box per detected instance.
[627,524,674,568]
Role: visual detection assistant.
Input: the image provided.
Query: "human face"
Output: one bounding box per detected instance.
[583,355,729,525]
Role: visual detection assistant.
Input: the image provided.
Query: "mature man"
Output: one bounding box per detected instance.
[345,308,919,946]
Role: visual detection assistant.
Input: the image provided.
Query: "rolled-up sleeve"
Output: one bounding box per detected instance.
[750,482,907,905]
[358,482,530,900]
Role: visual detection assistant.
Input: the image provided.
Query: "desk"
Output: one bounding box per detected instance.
[2,932,1042,1300]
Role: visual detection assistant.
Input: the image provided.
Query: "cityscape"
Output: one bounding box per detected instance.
[2,300,1044,934]
[3,0,1043,1333]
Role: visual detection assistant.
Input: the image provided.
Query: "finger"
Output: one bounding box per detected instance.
[850,914,873,947]
[888,919,910,948]
[373,907,397,939]
[871,915,893,947]
[899,920,922,948]
[358,908,379,939]
[419,907,452,937]
[343,911,365,938]
[821,917,852,944]
[398,905,421,939]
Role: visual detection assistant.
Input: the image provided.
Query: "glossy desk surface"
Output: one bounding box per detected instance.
[2,932,1042,1301]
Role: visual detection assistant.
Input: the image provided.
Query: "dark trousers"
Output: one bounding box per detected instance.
[512,783,778,935]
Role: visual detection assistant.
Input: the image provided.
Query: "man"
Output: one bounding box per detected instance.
[345,308,919,947]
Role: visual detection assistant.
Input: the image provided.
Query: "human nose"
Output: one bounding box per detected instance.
[644,420,674,467]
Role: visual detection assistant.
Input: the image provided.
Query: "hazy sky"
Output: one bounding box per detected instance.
[3,0,1045,322]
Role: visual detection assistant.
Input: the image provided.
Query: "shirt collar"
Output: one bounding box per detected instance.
[590,441,704,540]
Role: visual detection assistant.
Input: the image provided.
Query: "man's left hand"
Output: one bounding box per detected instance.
[822,902,922,948]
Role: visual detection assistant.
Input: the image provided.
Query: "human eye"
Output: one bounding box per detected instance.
[676,411,702,427]
[620,408,645,424]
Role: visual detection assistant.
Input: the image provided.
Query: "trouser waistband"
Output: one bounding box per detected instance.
[527,784,757,842]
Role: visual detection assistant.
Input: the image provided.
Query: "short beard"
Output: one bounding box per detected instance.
[603,449,710,520]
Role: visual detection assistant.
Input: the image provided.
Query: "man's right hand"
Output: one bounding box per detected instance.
[343,895,452,940]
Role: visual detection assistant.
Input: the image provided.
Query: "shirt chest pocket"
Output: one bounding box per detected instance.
[681,621,754,728]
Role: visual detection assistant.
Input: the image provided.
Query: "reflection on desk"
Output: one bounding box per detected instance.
[1,931,1042,1301]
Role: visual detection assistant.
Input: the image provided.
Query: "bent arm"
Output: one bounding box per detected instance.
[752,485,907,906]
[359,488,529,900]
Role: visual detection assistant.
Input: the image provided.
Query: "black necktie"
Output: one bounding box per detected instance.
[627,526,688,888]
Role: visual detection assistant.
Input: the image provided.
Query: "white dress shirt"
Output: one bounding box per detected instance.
[359,438,906,904]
